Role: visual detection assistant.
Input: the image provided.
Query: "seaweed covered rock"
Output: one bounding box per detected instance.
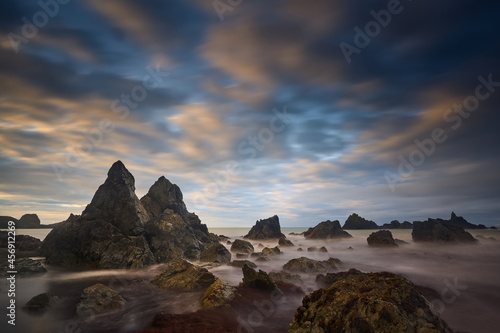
[75,284,125,318]
[290,269,454,333]
[244,215,285,240]
[304,220,352,239]
[152,259,217,291]
[200,279,237,309]
[283,257,342,273]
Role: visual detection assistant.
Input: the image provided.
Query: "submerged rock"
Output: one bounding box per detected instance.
[278,237,294,247]
[412,218,477,243]
[200,243,231,264]
[318,246,328,252]
[343,213,379,229]
[367,230,398,247]
[151,259,217,291]
[290,269,454,333]
[230,239,254,254]
[75,284,125,318]
[283,257,342,273]
[244,215,285,240]
[22,293,59,312]
[231,260,257,268]
[304,220,352,239]
[200,279,237,310]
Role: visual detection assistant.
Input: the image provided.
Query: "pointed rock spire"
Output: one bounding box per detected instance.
[140,176,187,219]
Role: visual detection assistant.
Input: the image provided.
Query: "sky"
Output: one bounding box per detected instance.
[0,0,499,227]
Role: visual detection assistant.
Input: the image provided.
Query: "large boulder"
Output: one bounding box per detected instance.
[304,220,352,239]
[151,259,217,291]
[343,213,379,229]
[200,243,231,264]
[283,257,342,273]
[367,230,398,247]
[289,269,454,333]
[244,215,285,240]
[412,218,477,243]
[200,279,237,309]
[75,284,126,318]
[230,239,254,254]
[39,161,219,269]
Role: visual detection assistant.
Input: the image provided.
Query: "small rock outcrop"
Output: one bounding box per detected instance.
[412,218,477,243]
[200,279,237,309]
[0,232,41,251]
[290,269,454,332]
[151,259,217,291]
[0,214,41,228]
[380,220,413,229]
[231,260,257,268]
[75,284,125,318]
[304,220,352,239]
[278,237,294,246]
[367,230,398,247]
[449,212,486,229]
[22,293,59,312]
[2,258,47,276]
[262,246,281,256]
[200,243,231,264]
[230,239,254,254]
[343,213,379,229]
[283,257,342,273]
[240,265,281,294]
[244,215,285,240]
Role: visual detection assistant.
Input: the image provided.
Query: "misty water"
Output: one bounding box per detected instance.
[1,228,499,333]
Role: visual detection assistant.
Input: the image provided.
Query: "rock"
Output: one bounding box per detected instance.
[491,226,497,229]
[230,239,254,254]
[231,260,257,268]
[475,235,497,243]
[257,243,264,248]
[2,258,47,276]
[151,259,217,291]
[318,246,328,252]
[141,176,218,262]
[307,247,317,252]
[268,271,303,285]
[367,230,398,247]
[22,292,59,312]
[75,284,125,318]
[236,253,249,259]
[412,218,477,243]
[290,269,454,333]
[304,220,352,239]
[395,239,410,245]
[449,212,487,229]
[283,257,342,273]
[278,237,294,246]
[379,220,414,229]
[256,255,271,262]
[18,214,41,228]
[343,213,379,229]
[0,232,42,251]
[200,243,231,264]
[347,246,353,250]
[218,235,229,240]
[244,215,285,240]
[262,246,281,256]
[0,216,17,229]
[240,265,281,294]
[226,240,232,244]
[39,161,218,269]
[143,309,238,332]
[200,279,237,310]
[297,248,303,251]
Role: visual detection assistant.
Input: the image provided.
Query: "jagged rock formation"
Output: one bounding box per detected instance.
[343,213,379,229]
[200,279,237,310]
[367,230,398,247]
[244,215,285,239]
[290,269,454,333]
[449,212,487,229]
[240,265,281,294]
[380,220,413,229]
[151,259,217,291]
[0,214,40,228]
[200,243,231,264]
[304,220,352,239]
[39,161,218,269]
[412,218,477,243]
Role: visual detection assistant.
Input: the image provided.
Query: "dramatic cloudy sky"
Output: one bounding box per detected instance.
[1,0,499,227]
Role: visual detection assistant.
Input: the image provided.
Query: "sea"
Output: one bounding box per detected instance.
[1,228,499,333]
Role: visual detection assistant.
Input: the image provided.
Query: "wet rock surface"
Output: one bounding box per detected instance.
[244,215,285,240]
[283,257,342,273]
[151,259,217,291]
[75,283,126,318]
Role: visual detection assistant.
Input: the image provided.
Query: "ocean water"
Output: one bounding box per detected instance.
[1,228,499,332]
